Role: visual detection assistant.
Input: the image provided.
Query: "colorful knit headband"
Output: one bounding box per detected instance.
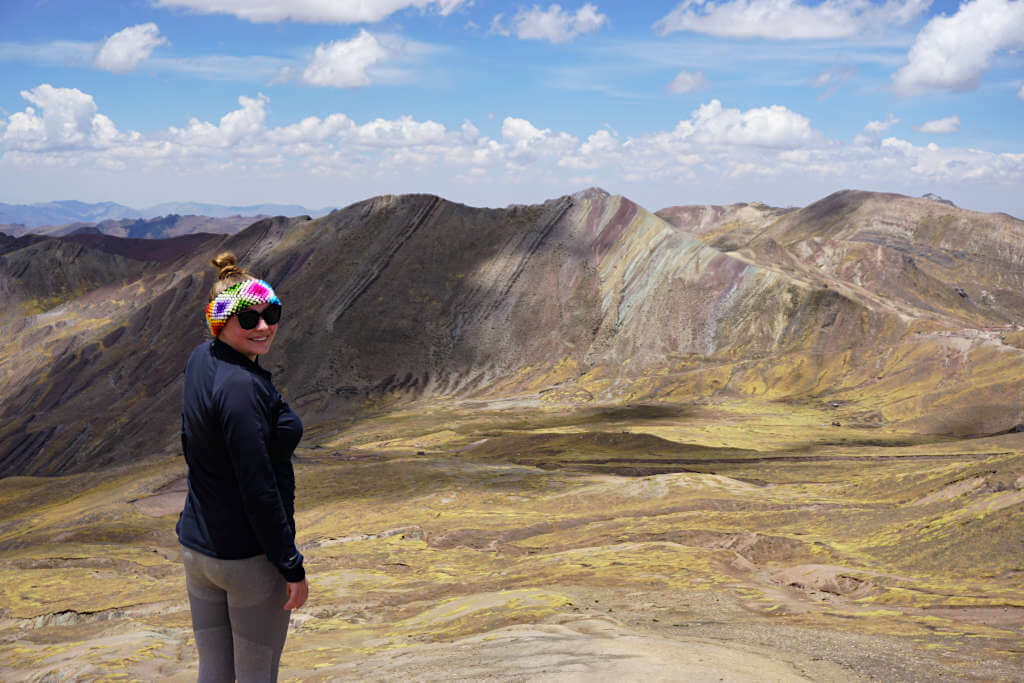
[206,278,281,336]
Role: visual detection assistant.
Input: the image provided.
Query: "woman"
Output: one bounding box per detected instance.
[177,252,308,682]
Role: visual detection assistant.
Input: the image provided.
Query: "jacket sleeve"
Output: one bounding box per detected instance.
[216,373,305,582]
[270,399,302,530]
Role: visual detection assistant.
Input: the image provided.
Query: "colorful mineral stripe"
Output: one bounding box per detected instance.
[205,278,281,336]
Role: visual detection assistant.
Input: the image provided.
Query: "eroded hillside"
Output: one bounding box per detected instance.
[2,189,1024,475]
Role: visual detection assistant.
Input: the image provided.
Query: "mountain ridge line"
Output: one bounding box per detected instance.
[1,187,1023,476]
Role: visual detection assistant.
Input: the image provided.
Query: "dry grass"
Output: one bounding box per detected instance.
[1,399,1023,680]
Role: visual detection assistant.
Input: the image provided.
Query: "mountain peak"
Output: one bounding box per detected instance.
[921,192,956,207]
[572,187,611,201]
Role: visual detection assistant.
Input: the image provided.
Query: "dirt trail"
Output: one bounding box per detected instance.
[289,618,834,682]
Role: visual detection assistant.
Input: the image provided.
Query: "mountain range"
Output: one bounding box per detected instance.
[0,199,329,229]
[3,214,272,240]
[2,188,1022,476]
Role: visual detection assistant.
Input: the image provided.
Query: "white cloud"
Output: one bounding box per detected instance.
[164,55,294,82]
[0,33,435,90]
[0,40,96,68]
[813,65,857,88]
[892,0,1024,95]
[0,38,300,82]
[153,0,468,23]
[302,31,389,88]
[668,70,709,93]
[864,113,901,133]
[356,116,447,147]
[559,128,621,169]
[879,136,1024,182]
[581,128,618,154]
[915,115,960,133]
[460,120,480,143]
[501,116,578,164]
[683,99,814,147]
[94,23,168,73]
[0,84,126,151]
[559,100,817,180]
[812,63,858,99]
[881,136,915,153]
[3,88,1022,216]
[168,94,268,149]
[502,117,546,151]
[1019,84,1024,99]
[508,3,608,43]
[488,13,512,36]
[267,114,356,146]
[655,0,931,40]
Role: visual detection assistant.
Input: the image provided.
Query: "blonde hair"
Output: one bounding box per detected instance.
[208,252,255,301]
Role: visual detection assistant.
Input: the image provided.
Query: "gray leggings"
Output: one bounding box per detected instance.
[182,547,292,682]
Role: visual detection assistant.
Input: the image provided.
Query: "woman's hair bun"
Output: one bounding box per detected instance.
[207,251,254,303]
[211,252,244,280]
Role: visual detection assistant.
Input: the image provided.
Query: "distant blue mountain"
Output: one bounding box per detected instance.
[0,200,333,228]
[0,200,140,227]
[141,201,321,219]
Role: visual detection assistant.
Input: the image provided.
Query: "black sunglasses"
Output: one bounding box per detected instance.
[236,304,282,330]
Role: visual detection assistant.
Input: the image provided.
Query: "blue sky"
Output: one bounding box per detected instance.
[1,0,1022,215]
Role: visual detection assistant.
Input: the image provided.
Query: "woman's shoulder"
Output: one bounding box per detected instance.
[212,358,276,412]
[215,360,269,391]
[185,340,212,366]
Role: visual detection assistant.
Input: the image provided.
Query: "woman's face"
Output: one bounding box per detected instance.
[218,302,278,361]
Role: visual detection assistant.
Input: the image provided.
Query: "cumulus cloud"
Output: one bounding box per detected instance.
[172,33,436,86]
[668,70,709,93]
[892,0,1024,95]
[266,114,356,146]
[504,3,608,43]
[0,84,126,151]
[864,114,901,134]
[852,114,901,146]
[153,0,467,23]
[302,31,389,88]
[501,116,578,166]
[501,117,545,150]
[3,88,1022,212]
[169,94,269,149]
[558,100,818,181]
[915,115,960,133]
[682,99,814,147]
[580,128,618,154]
[94,23,168,73]
[357,116,447,146]
[559,128,621,169]
[655,0,931,39]
[879,136,1024,183]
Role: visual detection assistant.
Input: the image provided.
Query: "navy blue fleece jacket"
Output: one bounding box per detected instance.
[176,339,305,582]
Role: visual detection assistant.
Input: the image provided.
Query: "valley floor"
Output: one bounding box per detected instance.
[1,399,1022,681]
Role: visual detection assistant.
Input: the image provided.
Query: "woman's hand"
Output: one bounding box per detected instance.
[284,578,308,610]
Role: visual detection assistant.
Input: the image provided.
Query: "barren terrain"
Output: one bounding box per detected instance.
[2,398,1022,680]
[2,189,1024,679]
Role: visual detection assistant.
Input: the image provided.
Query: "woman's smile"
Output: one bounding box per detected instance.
[219,302,278,360]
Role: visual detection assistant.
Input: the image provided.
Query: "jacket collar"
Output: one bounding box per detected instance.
[211,339,272,379]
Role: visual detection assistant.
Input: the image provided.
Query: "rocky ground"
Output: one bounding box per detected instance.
[1,398,1022,681]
